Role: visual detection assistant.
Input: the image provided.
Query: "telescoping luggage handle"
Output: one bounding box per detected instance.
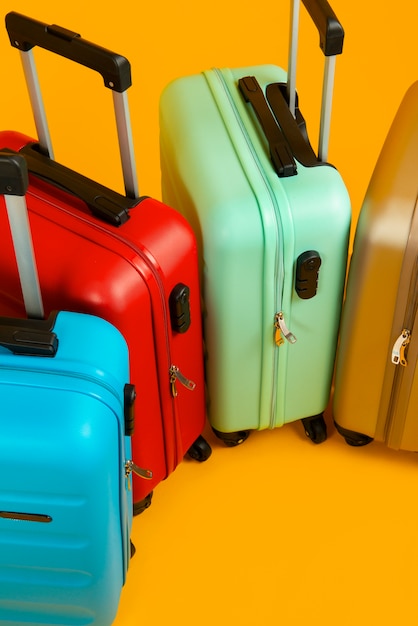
[0,152,59,356]
[239,0,343,171]
[5,12,140,225]
[287,0,344,161]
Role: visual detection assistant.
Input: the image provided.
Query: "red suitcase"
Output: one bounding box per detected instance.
[0,12,211,514]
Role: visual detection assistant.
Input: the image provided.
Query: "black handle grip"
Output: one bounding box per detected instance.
[301,0,344,56]
[20,143,138,226]
[5,12,131,92]
[0,312,59,357]
[0,152,29,196]
[265,83,325,167]
[239,77,297,178]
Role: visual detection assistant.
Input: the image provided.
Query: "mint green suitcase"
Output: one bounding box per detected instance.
[159,0,351,445]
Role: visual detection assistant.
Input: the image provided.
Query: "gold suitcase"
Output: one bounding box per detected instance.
[333,82,418,450]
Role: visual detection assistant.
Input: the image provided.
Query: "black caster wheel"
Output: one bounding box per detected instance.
[301,414,327,444]
[187,435,212,462]
[334,422,373,447]
[212,427,250,447]
[344,434,373,447]
[133,491,153,516]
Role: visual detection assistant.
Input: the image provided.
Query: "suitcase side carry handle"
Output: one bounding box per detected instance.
[5,12,139,199]
[5,12,131,92]
[238,76,297,177]
[238,76,324,174]
[20,143,139,226]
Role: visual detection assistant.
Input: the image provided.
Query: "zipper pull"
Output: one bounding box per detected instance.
[169,365,196,397]
[125,460,153,490]
[274,312,297,346]
[391,329,411,366]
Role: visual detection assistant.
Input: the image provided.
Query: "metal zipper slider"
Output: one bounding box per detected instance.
[125,460,153,490]
[274,312,297,346]
[169,365,196,397]
[391,329,411,366]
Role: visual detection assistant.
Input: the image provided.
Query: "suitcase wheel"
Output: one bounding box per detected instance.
[133,491,153,516]
[334,422,374,447]
[211,428,251,447]
[187,435,212,462]
[301,414,327,444]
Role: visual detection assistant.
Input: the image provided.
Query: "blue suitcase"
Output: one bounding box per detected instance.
[0,153,144,625]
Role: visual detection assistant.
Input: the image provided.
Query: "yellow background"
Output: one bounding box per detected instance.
[1,1,417,624]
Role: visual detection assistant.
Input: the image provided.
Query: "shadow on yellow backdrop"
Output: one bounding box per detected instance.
[0,1,417,624]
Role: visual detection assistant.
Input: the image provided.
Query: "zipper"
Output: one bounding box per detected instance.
[391,256,418,367]
[125,459,153,491]
[169,365,196,397]
[391,256,417,372]
[385,256,418,440]
[212,69,294,428]
[391,329,411,367]
[274,312,297,346]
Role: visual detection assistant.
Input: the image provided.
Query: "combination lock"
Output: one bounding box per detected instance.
[295,250,322,299]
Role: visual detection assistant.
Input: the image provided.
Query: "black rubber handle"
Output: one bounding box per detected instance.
[301,0,344,56]
[20,143,138,226]
[238,76,297,177]
[265,84,325,167]
[0,152,29,196]
[0,313,59,357]
[5,12,131,92]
